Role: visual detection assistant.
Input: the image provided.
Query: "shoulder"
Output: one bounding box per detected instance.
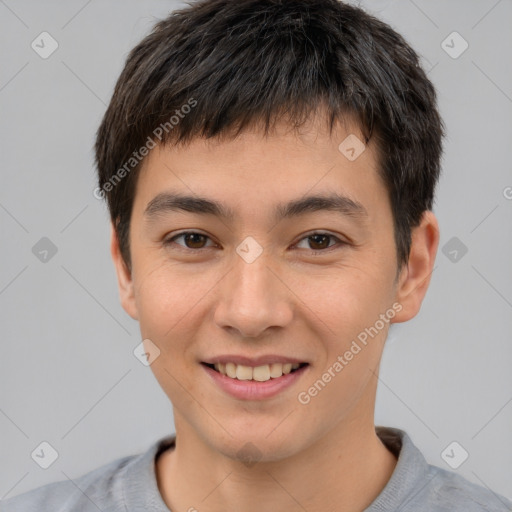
[0,435,176,512]
[0,434,173,512]
[417,464,512,512]
[373,427,512,512]
[0,454,134,512]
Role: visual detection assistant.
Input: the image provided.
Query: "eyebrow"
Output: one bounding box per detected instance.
[143,191,368,224]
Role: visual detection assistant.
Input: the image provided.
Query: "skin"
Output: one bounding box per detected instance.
[110,113,439,512]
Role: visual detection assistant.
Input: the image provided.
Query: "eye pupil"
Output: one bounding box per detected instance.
[309,234,330,250]
[185,233,206,248]
[169,232,339,253]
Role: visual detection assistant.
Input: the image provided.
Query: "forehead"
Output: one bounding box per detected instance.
[131,116,387,225]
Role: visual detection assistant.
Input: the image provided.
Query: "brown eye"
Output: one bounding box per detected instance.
[295,232,345,253]
[308,234,332,250]
[183,233,207,248]
[164,232,214,250]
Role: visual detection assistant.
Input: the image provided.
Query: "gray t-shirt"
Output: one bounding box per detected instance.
[1,427,511,511]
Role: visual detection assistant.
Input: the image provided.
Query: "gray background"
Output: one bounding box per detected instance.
[1,0,511,504]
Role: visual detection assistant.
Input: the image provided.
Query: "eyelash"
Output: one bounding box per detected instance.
[163,231,347,255]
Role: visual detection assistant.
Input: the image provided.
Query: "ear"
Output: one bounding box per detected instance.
[391,210,439,323]
[110,222,139,321]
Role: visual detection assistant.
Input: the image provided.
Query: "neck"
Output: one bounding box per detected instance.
[156,412,397,512]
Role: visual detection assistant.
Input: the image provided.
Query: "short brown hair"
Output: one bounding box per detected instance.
[95,0,444,274]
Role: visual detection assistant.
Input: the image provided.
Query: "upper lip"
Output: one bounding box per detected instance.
[202,354,308,367]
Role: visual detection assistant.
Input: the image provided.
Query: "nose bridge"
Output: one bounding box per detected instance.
[214,246,293,338]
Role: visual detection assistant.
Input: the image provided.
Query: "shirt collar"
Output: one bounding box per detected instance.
[121,427,429,512]
[365,427,432,511]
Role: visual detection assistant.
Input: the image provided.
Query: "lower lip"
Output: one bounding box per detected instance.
[201,364,309,400]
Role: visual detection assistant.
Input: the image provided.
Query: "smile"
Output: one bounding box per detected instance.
[205,362,308,382]
[201,361,309,400]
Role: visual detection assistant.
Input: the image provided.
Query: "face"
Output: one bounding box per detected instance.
[111,115,438,462]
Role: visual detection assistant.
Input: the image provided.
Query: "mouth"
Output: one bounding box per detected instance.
[201,360,309,400]
[201,361,309,382]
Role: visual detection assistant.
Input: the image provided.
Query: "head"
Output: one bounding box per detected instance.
[95,0,443,461]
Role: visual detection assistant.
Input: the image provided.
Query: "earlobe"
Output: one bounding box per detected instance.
[110,222,139,321]
[391,211,440,324]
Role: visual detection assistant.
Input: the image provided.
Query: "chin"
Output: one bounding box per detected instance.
[210,428,306,465]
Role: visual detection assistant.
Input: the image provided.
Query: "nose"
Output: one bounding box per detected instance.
[213,250,294,339]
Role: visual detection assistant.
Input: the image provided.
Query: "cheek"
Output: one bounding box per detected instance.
[133,260,216,358]
[303,266,393,395]
[132,264,210,403]
[305,262,392,332]
[300,280,390,419]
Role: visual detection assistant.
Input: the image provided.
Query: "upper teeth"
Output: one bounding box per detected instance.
[214,362,301,381]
